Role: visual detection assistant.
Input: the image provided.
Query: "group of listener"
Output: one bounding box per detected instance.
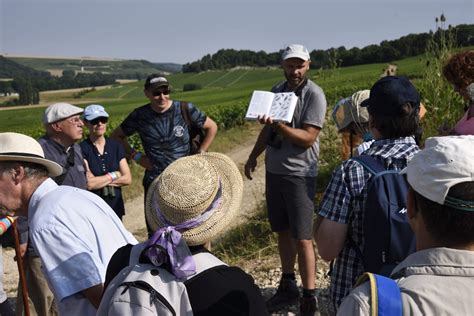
[0,45,472,316]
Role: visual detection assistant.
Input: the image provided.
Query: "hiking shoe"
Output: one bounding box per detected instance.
[266,278,300,312]
[300,296,320,316]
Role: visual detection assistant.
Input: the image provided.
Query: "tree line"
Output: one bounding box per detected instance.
[0,56,117,105]
[182,24,473,73]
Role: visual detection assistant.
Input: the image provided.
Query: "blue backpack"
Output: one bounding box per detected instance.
[352,155,416,276]
[355,272,402,316]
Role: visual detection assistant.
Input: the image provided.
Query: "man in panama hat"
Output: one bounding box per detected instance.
[100,152,267,315]
[0,132,137,316]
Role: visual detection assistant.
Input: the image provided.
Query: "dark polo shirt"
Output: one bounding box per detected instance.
[38,135,87,189]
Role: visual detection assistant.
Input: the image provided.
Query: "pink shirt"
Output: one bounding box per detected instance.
[453,109,474,135]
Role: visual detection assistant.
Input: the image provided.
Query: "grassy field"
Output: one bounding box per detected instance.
[0,55,429,135]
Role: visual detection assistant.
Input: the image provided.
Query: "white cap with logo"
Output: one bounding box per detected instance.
[282,44,310,61]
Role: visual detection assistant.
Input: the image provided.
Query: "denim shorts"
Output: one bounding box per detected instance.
[265,172,316,240]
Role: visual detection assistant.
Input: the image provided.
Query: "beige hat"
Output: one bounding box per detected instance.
[401,135,474,205]
[0,132,62,177]
[145,152,243,246]
[332,90,370,132]
[43,103,83,124]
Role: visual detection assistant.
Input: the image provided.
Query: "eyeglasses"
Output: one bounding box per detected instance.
[65,116,83,125]
[152,89,171,97]
[88,117,108,125]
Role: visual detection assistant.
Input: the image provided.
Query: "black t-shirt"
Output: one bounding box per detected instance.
[105,244,268,316]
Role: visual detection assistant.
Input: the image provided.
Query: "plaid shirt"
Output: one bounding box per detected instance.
[318,137,419,311]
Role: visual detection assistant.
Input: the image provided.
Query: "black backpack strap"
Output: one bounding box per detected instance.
[180,101,193,128]
[352,155,385,175]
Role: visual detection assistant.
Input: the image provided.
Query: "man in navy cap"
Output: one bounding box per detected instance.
[111,75,218,237]
[314,76,421,313]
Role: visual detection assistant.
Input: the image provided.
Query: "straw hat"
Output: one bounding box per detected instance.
[0,132,63,177]
[145,152,243,246]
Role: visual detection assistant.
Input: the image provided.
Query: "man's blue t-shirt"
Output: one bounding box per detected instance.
[120,101,207,189]
[80,137,126,218]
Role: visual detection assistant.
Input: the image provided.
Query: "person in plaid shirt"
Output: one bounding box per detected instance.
[314,76,421,314]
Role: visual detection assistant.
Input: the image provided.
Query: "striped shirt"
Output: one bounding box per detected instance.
[318,137,419,311]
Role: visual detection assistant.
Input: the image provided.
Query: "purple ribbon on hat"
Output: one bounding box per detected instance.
[145,179,222,280]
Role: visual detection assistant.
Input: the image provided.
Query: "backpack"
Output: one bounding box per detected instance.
[354,272,402,316]
[180,101,206,155]
[97,243,226,316]
[352,155,416,276]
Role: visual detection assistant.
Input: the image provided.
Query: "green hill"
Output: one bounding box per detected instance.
[0,55,49,78]
[5,56,180,79]
[0,53,428,134]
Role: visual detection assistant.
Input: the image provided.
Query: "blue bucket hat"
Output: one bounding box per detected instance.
[361,76,420,116]
[83,104,109,121]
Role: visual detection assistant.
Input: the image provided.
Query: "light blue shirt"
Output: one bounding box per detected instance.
[28,178,137,316]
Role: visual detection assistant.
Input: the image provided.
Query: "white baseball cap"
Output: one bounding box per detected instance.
[282,44,310,61]
[401,135,474,205]
[43,103,83,124]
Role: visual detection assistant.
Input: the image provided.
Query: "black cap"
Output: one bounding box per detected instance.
[144,75,169,90]
[361,76,420,116]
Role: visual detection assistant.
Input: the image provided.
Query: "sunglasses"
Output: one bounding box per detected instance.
[152,89,171,96]
[88,117,108,125]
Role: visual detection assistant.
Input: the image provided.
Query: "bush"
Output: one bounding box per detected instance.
[183,83,202,92]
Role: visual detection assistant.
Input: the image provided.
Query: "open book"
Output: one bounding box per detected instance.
[245,90,298,123]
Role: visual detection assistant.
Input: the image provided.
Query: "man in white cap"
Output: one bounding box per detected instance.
[245,44,327,315]
[40,102,87,188]
[0,132,137,316]
[16,102,89,315]
[338,135,474,315]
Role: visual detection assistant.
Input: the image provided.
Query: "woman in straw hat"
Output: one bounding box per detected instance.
[0,132,137,316]
[100,152,267,315]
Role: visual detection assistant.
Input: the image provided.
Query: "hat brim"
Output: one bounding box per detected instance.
[0,155,63,177]
[283,53,310,61]
[147,83,170,91]
[145,152,243,246]
[84,112,110,121]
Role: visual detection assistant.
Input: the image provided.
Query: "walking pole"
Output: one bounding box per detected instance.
[12,220,30,316]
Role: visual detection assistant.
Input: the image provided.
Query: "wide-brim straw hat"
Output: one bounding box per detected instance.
[145,152,243,246]
[0,132,63,177]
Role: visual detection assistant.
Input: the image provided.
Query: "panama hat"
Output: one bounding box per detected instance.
[0,132,62,177]
[145,152,243,246]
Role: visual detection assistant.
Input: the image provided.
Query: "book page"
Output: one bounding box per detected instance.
[268,92,298,123]
[245,91,275,120]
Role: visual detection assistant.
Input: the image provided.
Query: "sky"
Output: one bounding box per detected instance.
[0,0,472,64]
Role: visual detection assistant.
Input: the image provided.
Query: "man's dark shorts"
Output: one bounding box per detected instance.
[265,172,316,240]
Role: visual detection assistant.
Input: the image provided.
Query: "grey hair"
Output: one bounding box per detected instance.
[0,161,49,179]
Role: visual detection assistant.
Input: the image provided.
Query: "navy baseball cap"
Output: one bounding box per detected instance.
[361,76,420,116]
